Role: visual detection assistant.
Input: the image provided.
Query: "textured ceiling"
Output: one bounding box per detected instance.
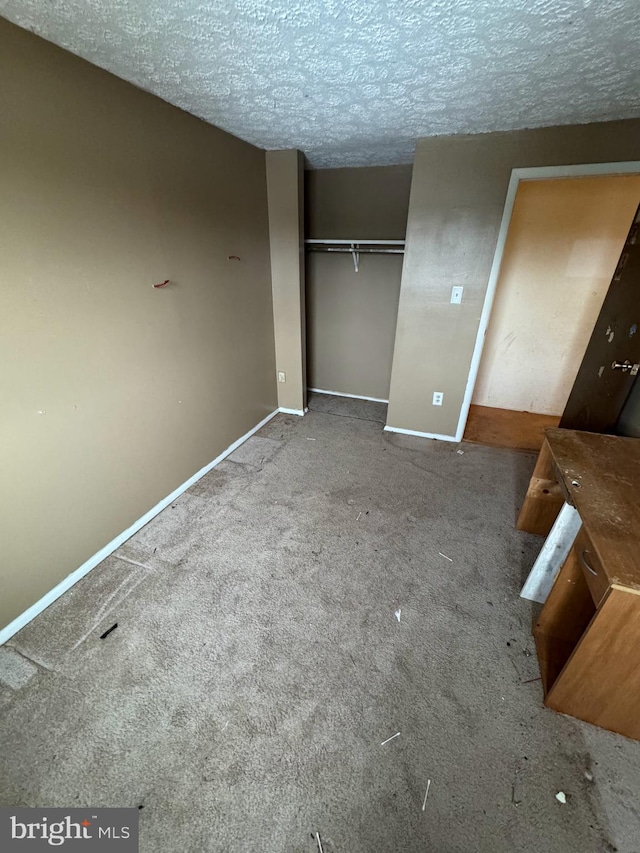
[1,0,639,167]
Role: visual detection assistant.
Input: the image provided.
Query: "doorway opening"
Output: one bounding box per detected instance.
[458,162,640,449]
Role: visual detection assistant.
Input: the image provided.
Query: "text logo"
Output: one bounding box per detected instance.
[0,809,138,851]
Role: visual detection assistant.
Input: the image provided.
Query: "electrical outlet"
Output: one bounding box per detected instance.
[451,286,463,304]
[278,371,286,383]
[433,391,443,406]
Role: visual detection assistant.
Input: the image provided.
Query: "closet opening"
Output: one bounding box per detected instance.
[303,166,412,406]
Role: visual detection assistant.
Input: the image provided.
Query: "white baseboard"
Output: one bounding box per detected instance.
[0,407,282,647]
[384,424,458,443]
[279,407,305,416]
[308,387,389,404]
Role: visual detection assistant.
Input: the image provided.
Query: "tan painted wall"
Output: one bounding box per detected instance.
[306,254,404,399]
[305,166,412,398]
[266,150,306,412]
[387,120,640,437]
[473,176,640,415]
[306,166,413,239]
[0,19,276,630]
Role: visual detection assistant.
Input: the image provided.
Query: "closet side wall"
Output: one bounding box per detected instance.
[305,165,412,400]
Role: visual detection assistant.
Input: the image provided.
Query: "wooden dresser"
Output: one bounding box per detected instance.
[518,429,640,739]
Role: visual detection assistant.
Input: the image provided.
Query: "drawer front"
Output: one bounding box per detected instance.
[575,528,609,606]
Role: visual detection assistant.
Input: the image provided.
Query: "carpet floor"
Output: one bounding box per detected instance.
[1,393,639,852]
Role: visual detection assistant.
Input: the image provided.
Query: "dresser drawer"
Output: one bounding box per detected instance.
[575,527,609,606]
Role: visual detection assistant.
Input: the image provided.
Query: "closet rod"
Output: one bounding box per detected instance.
[306,247,404,254]
[305,239,405,272]
[305,239,405,245]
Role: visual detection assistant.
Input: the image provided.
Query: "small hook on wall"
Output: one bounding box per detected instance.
[153,279,170,288]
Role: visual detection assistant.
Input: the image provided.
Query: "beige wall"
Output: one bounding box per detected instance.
[387,120,640,437]
[266,150,306,412]
[305,166,412,398]
[473,176,640,415]
[306,166,413,239]
[0,19,276,630]
[306,254,404,399]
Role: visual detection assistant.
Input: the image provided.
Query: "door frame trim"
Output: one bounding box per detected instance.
[456,161,640,443]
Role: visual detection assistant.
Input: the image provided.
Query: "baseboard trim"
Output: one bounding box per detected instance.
[308,387,389,404]
[0,407,282,647]
[279,407,305,416]
[384,424,458,443]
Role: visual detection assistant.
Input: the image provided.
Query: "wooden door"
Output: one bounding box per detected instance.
[561,205,640,433]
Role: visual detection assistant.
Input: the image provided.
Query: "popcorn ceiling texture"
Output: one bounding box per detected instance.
[1,0,639,167]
